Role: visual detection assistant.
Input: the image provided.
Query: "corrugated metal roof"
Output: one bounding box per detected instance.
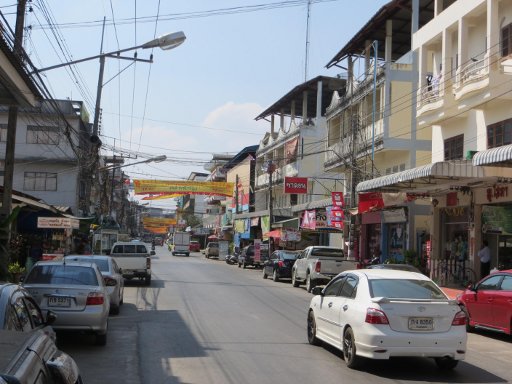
[356,161,512,192]
[472,145,512,167]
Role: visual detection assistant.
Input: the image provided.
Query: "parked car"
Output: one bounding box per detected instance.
[292,246,358,292]
[23,260,110,346]
[189,241,201,252]
[64,255,124,315]
[262,250,300,281]
[0,329,83,384]
[238,244,269,268]
[0,283,56,339]
[307,269,466,370]
[205,242,219,259]
[366,263,422,273]
[457,269,512,334]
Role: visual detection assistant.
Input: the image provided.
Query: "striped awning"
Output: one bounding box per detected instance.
[472,145,512,166]
[356,161,512,192]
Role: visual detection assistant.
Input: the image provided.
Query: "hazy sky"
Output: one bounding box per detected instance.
[5,0,388,209]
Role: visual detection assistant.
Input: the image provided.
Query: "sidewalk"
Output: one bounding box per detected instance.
[441,287,464,299]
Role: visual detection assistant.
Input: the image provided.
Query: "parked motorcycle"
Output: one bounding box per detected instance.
[225,252,239,265]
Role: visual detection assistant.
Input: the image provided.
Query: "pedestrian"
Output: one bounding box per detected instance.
[478,240,491,279]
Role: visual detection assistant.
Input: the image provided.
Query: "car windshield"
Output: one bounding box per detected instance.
[281,252,299,260]
[66,258,109,272]
[310,248,343,257]
[369,279,446,300]
[25,265,99,286]
[209,243,219,248]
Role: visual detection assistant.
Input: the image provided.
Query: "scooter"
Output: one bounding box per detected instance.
[225,252,239,265]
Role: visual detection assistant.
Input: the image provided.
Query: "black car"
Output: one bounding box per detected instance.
[0,283,56,339]
[262,250,300,281]
[238,244,269,268]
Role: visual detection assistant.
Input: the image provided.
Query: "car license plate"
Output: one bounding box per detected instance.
[48,296,71,307]
[408,317,433,330]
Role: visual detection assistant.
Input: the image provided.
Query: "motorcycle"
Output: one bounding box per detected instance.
[225,252,239,265]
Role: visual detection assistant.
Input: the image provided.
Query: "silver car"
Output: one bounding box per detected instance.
[22,260,110,346]
[64,255,124,315]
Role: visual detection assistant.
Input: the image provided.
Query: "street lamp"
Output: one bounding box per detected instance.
[33,31,186,137]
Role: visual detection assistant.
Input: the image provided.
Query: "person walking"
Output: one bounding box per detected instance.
[478,240,491,279]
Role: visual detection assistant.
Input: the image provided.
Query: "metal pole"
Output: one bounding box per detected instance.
[268,162,274,255]
[371,40,378,177]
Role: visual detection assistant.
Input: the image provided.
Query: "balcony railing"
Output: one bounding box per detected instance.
[256,161,298,188]
[453,54,489,94]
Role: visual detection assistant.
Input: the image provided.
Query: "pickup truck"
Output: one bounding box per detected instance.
[110,241,154,286]
[291,246,358,292]
[0,329,83,384]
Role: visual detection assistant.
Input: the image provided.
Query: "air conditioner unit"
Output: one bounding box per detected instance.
[466,150,477,160]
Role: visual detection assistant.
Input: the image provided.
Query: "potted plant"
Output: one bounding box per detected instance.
[8,261,26,283]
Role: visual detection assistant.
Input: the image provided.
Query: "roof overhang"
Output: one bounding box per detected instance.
[472,145,512,167]
[291,198,332,213]
[356,161,512,193]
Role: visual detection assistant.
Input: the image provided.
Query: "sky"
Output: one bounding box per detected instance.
[3,0,388,210]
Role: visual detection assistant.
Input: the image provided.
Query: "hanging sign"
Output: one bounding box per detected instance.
[38,217,79,229]
[331,191,344,207]
[284,177,308,194]
[134,180,234,197]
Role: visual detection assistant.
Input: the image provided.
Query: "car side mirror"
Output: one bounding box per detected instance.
[46,310,57,325]
[311,286,324,296]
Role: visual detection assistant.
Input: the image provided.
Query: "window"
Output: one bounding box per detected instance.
[339,275,358,298]
[26,125,59,145]
[487,118,512,148]
[290,194,297,206]
[25,297,44,328]
[502,23,512,57]
[500,275,512,291]
[478,275,502,291]
[324,277,345,296]
[24,172,57,191]
[12,296,32,331]
[0,123,7,142]
[444,134,464,160]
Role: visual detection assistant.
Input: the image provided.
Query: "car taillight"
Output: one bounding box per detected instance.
[146,257,151,269]
[365,308,389,324]
[315,261,321,273]
[356,263,364,269]
[104,277,117,287]
[278,260,284,268]
[86,292,105,305]
[451,310,466,326]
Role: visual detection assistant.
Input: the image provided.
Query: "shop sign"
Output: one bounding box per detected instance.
[282,228,301,241]
[486,185,509,202]
[331,192,344,207]
[37,217,79,229]
[284,177,308,194]
[382,208,406,223]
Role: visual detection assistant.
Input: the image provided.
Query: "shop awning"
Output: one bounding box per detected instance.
[472,145,512,167]
[356,161,512,193]
[291,198,332,213]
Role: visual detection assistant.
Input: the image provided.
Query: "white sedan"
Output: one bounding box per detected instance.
[307,269,467,370]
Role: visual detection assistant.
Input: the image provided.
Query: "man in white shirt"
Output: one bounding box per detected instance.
[477,240,491,279]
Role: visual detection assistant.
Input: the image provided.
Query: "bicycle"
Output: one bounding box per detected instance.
[437,259,476,288]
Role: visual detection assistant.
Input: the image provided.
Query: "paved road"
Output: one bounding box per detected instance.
[57,247,512,384]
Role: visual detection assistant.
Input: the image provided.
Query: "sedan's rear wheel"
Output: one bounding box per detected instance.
[95,332,107,346]
[273,269,279,282]
[262,268,268,279]
[110,304,120,315]
[343,327,361,369]
[307,310,321,345]
[306,274,315,293]
[434,357,459,370]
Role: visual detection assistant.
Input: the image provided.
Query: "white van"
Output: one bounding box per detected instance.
[110,241,154,285]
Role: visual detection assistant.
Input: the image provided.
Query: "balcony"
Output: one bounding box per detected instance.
[416,79,444,115]
[453,54,490,100]
[256,161,298,189]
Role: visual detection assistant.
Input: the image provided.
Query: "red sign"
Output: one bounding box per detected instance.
[284,177,308,194]
[331,192,344,207]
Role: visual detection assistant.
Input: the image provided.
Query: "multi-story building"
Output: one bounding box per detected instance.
[252,76,346,248]
[180,171,209,226]
[0,99,93,216]
[350,0,512,281]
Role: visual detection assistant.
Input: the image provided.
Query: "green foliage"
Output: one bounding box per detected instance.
[8,261,25,274]
[0,207,22,281]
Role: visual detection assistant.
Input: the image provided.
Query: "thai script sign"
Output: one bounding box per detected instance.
[284,177,308,194]
[134,180,234,197]
[37,217,79,229]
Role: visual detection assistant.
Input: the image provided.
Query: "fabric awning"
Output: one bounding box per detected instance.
[356,161,512,192]
[472,145,512,167]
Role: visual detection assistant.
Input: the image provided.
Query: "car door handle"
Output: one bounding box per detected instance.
[343,305,348,311]
[328,302,333,308]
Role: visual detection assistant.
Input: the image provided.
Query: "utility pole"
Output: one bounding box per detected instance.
[235,174,239,214]
[0,0,26,280]
[268,161,274,255]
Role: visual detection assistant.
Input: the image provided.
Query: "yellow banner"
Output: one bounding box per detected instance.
[142,193,183,201]
[134,180,234,197]
[143,217,177,226]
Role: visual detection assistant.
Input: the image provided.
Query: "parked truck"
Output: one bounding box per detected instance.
[172,232,191,256]
[110,241,154,285]
[291,246,359,292]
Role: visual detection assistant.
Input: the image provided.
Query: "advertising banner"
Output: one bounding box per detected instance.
[284,177,308,194]
[143,217,177,226]
[331,191,344,207]
[358,192,384,213]
[285,137,298,164]
[301,210,316,230]
[134,180,234,197]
